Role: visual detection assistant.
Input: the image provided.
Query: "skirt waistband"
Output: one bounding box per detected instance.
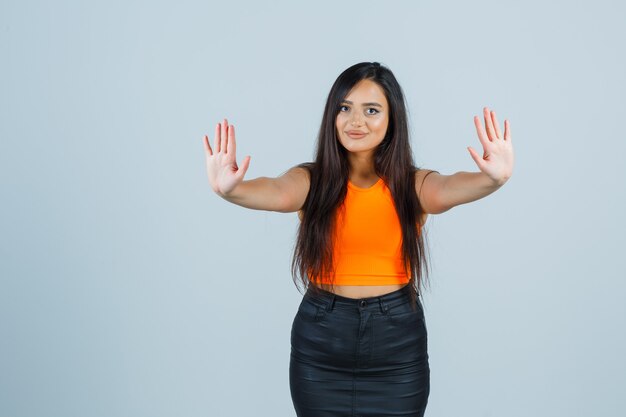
[304,283,417,314]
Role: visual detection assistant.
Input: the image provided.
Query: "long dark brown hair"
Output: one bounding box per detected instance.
[290,61,436,309]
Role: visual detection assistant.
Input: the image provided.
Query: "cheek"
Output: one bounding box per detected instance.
[336,116,350,134]
[335,118,343,135]
[372,117,388,132]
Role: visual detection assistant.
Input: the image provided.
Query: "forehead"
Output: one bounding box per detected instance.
[343,79,387,106]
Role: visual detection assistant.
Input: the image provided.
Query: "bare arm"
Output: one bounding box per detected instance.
[203,118,310,213]
[217,176,284,211]
[219,166,310,213]
[416,170,506,214]
[415,107,514,214]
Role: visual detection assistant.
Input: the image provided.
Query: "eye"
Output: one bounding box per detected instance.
[366,108,379,115]
[339,105,349,112]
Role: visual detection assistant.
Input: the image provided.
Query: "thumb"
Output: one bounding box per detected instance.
[237,155,251,179]
[467,146,484,170]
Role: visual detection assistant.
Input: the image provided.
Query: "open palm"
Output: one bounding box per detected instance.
[203,118,251,195]
[468,107,514,185]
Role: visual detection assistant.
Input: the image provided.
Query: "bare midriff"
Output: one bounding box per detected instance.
[313,283,407,299]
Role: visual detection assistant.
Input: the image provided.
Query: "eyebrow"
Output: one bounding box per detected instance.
[341,99,383,108]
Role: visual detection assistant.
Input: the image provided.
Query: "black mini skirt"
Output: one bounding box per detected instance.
[289,284,430,417]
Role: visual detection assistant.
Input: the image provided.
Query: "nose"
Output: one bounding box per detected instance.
[351,114,364,126]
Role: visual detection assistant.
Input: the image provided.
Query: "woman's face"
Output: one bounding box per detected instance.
[335,79,390,157]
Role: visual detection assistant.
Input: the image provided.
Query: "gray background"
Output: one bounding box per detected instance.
[1,0,625,416]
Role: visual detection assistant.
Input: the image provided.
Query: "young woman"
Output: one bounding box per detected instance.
[203,62,514,417]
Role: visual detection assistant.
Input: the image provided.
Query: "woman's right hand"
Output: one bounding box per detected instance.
[203,118,251,196]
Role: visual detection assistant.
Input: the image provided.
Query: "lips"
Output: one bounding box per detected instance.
[347,131,367,138]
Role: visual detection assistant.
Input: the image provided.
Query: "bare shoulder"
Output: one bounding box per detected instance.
[414,168,444,216]
[275,164,311,214]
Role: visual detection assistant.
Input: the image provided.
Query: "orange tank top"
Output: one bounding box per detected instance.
[310,177,419,286]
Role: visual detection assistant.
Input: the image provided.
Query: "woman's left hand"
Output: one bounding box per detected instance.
[467,107,514,185]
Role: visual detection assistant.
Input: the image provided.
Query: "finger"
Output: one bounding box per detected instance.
[237,155,251,180]
[221,118,229,154]
[203,134,213,156]
[474,115,490,151]
[504,119,511,141]
[483,107,496,141]
[215,122,221,153]
[222,118,229,153]
[228,124,236,156]
[490,110,502,139]
[467,146,485,170]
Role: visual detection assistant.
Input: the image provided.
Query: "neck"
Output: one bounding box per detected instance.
[347,152,376,180]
